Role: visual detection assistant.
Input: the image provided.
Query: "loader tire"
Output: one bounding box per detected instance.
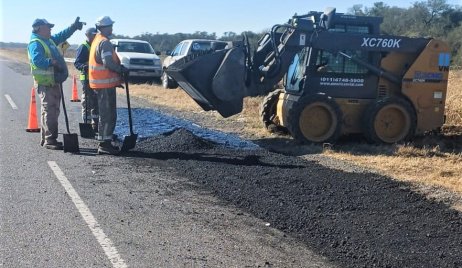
[287,93,342,144]
[363,97,416,144]
[259,88,287,134]
[162,71,178,89]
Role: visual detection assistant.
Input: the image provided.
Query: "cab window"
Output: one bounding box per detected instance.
[285,48,308,91]
[316,50,369,74]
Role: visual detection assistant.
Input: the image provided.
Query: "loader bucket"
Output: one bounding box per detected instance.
[166,48,247,118]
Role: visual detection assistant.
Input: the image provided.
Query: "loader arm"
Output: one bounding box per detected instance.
[165,7,429,118]
[166,22,313,117]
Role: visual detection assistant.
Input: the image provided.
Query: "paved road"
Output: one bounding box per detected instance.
[0,57,333,267]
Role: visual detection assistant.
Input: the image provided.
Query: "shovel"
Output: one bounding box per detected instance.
[79,84,96,138]
[120,74,138,153]
[60,83,80,153]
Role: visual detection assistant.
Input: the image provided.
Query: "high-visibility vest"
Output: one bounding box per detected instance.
[89,34,121,89]
[79,41,90,81]
[28,38,56,86]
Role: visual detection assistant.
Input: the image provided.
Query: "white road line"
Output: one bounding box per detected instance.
[47,161,127,268]
[4,94,18,110]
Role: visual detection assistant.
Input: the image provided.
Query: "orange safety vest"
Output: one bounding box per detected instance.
[89,33,121,89]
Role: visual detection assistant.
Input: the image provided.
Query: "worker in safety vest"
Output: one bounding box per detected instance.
[89,16,127,155]
[74,27,99,133]
[28,17,83,150]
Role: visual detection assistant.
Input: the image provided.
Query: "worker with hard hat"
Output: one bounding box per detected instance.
[28,17,84,150]
[74,27,99,133]
[89,16,127,155]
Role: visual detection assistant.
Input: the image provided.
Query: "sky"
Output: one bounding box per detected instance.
[1,0,461,46]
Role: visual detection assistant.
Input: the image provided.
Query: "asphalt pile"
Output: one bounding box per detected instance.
[131,128,462,268]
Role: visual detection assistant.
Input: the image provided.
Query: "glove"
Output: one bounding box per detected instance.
[71,17,84,31]
[83,65,88,73]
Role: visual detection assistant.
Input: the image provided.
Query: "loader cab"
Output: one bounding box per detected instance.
[285,18,382,99]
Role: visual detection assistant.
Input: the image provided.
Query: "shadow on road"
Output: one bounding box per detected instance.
[124,151,305,169]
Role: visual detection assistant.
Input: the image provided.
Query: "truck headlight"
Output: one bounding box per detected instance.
[433,91,443,99]
[121,57,130,65]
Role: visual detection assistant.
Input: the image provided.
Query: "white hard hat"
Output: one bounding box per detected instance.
[95,16,115,27]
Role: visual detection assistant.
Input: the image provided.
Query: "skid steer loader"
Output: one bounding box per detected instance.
[166,7,450,144]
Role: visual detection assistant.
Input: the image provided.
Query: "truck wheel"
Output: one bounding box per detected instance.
[259,88,287,133]
[363,97,416,144]
[287,93,342,144]
[162,71,178,89]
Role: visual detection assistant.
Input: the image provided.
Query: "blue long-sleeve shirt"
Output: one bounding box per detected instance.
[74,40,90,73]
[28,26,76,84]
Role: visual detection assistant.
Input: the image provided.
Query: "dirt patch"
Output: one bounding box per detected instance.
[125,129,462,268]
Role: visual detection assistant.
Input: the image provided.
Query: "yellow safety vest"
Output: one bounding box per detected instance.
[28,38,56,86]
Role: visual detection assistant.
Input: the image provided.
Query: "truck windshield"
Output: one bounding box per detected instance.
[191,41,227,53]
[118,42,154,53]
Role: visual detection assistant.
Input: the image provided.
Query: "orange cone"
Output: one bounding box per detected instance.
[70,75,81,102]
[26,87,40,132]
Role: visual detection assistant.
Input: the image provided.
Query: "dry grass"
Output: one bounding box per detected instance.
[130,84,199,110]
[0,48,28,62]
[445,70,462,125]
[4,48,462,197]
[324,145,462,194]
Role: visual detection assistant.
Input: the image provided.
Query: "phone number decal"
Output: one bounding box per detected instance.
[320,77,364,87]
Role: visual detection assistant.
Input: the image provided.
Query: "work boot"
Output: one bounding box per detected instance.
[44,140,63,150]
[97,141,119,155]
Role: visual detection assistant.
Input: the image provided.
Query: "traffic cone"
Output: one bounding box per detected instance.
[70,75,81,102]
[26,87,40,132]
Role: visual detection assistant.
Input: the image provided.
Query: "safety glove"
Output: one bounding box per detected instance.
[71,17,84,31]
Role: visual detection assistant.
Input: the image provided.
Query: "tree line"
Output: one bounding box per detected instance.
[113,30,264,55]
[113,0,462,65]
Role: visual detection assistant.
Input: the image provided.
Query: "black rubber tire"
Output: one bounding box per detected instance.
[259,88,288,133]
[363,97,416,144]
[161,71,178,89]
[287,93,343,144]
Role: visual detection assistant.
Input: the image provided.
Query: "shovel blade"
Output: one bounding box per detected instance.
[63,133,79,153]
[120,134,138,153]
[79,123,95,139]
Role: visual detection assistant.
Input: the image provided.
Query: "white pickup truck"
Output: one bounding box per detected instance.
[111,39,162,80]
[162,39,228,88]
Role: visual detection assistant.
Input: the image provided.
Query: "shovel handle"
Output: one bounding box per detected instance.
[124,74,134,135]
[84,82,88,124]
[59,83,72,134]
